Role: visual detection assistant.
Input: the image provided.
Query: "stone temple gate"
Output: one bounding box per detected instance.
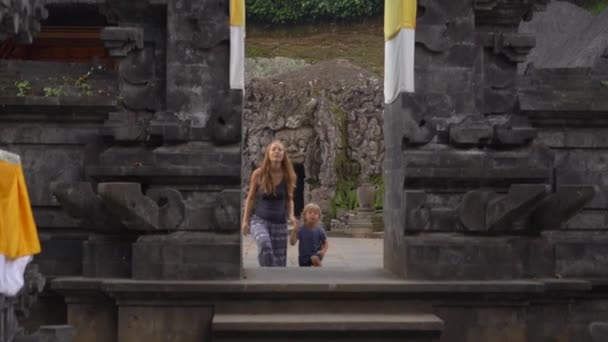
[1,0,608,341]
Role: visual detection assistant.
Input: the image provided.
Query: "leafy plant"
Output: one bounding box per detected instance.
[43,86,64,97]
[585,0,608,14]
[75,70,93,96]
[246,0,383,24]
[368,173,384,210]
[14,80,31,97]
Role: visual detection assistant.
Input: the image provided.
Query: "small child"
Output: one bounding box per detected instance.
[290,203,328,267]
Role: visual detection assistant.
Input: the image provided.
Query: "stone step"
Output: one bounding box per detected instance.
[213,313,443,342]
[214,268,432,315]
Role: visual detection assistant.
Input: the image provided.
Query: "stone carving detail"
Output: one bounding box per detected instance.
[479,32,536,63]
[51,182,124,233]
[98,2,164,142]
[54,182,240,233]
[474,0,549,25]
[100,27,144,57]
[383,0,600,281]
[0,0,48,44]
[405,184,595,234]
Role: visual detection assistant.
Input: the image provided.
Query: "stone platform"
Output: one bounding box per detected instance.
[52,269,608,342]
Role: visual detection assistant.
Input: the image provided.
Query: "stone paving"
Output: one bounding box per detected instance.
[242,232,383,268]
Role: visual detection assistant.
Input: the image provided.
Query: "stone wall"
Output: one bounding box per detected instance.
[1,0,242,283]
[382,0,606,281]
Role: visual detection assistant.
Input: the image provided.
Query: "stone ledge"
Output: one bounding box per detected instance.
[0,96,117,121]
[85,166,241,184]
[51,272,605,300]
[212,313,444,332]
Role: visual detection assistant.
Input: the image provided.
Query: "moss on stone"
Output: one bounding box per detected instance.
[329,103,361,218]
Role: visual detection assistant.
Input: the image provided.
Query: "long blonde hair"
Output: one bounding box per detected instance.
[259,140,296,199]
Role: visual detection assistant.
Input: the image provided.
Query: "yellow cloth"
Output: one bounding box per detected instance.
[230,0,245,27]
[384,0,417,41]
[0,160,41,259]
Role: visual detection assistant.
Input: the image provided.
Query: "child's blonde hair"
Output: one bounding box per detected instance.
[301,203,322,225]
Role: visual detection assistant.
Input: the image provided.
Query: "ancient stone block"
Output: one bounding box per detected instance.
[485,184,548,232]
[97,182,160,232]
[447,116,493,146]
[52,182,124,233]
[100,27,144,57]
[82,235,133,278]
[590,322,608,342]
[132,232,241,280]
[403,145,553,189]
[118,306,213,342]
[399,235,554,280]
[15,325,76,342]
[553,232,608,278]
[531,185,596,230]
[0,0,48,43]
[37,236,84,277]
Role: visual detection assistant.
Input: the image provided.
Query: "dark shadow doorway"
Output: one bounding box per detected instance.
[294,163,305,219]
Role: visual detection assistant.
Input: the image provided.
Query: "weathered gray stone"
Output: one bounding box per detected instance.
[396,234,554,280]
[448,116,493,146]
[519,1,594,72]
[537,7,608,68]
[403,145,553,189]
[97,182,160,232]
[590,322,608,342]
[82,235,133,278]
[0,0,48,43]
[132,232,241,280]
[51,182,124,233]
[15,325,75,342]
[494,124,537,146]
[384,0,600,281]
[485,184,548,232]
[531,185,596,229]
[100,27,144,57]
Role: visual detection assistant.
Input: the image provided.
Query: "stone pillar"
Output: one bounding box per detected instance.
[117,306,213,342]
[64,295,116,342]
[53,0,242,281]
[383,0,594,280]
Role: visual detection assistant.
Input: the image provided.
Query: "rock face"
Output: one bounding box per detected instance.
[520,1,608,69]
[0,0,48,43]
[243,59,384,219]
[245,57,309,82]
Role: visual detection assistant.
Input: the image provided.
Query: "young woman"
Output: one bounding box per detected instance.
[242,140,298,267]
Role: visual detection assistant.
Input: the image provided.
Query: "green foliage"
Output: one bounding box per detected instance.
[585,0,608,14]
[43,86,64,97]
[369,173,384,210]
[75,70,93,96]
[305,177,321,190]
[329,103,362,218]
[14,80,31,97]
[330,179,358,219]
[246,0,383,24]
